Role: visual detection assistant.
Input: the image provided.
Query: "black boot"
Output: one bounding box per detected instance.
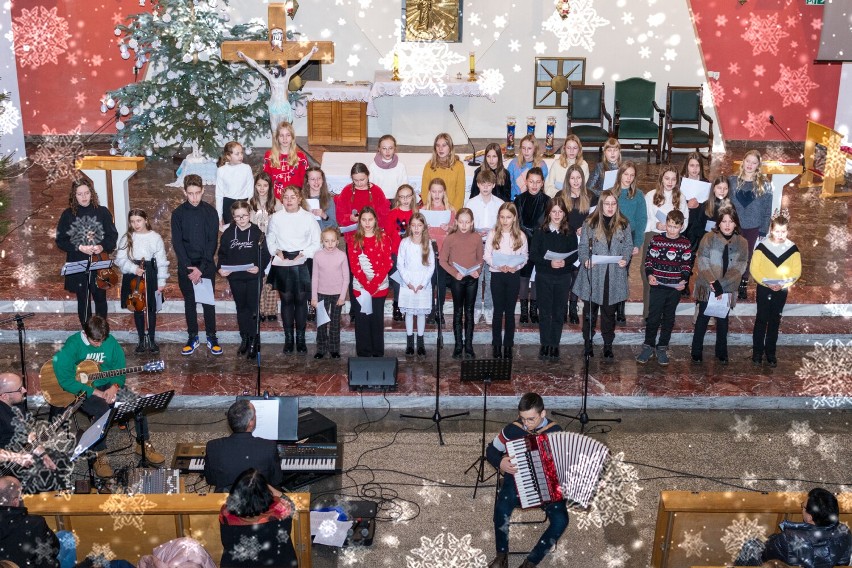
[492,344,502,359]
[283,328,295,354]
[147,333,160,354]
[738,277,749,300]
[237,333,248,356]
[393,302,404,322]
[538,345,547,360]
[603,344,614,362]
[246,336,258,359]
[452,322,463,359]
[529,300,539,323]
[296,330,308,353]
[616,301,626,324]
[406,334,415,355]
[569,300,579,324]
[519,300,529,324]
[464,314,475,358]
[135,335,147,355]
[551,346,560,361]
[503,345,513,359]
[416,335,426,356]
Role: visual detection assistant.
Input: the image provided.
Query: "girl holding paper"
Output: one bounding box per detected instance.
[334,163,390,243]
[611,161,647,324]
[218,201,271,359]
[311,227,350,359]
[749,214,801,368]
[573,191,632,361]
[267,186,321,355]
[423,178,456,325]
[507,135,548,199]
[586,138,621,196]
[530,198,577,361]
[440,208,484,359]
[687,176,730,263]
[484,203,528,359]
[249,172,283,324]
[421,133,466,210]
[557,164,598,325]
[690,206,748,365]
[545,134,589,198]
[348,206,393,357]
[469,142,512,202]
[397,213,435,357]
[387,184,418,322]
[680,153,709,296]
[303,166,337,323]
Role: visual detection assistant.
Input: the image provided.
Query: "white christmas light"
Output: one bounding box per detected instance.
[106,97,116,108]
[100,104,108,113]
[147,94,157,103]
[162,13,171,23]
[119,105,130,115]
[115,120,125,130]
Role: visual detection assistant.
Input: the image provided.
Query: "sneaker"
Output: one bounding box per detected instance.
[94,452,113,478]
[135,442,165,466]
[182,336,199,356]
[207,336,223,356]
[636,345,654,364]
[656,347,670,366]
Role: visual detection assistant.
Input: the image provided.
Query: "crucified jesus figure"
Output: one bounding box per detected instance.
[238,45,319,134]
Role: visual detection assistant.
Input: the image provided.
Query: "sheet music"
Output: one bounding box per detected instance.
[339,224,358,234]
[357,292,373,315]
[591,255,622,264]
[544,250,575,261]
[704,293,730,318]
[603,169,618,190]
[192,278,215,305]
[451,262,479,276]
[491,252,526,268]
[421,209,451,227]
[250,399,281,441]
[315,300,331,327]
[307,198,322,220]
[221,264,255,273]
[680,178,712,203]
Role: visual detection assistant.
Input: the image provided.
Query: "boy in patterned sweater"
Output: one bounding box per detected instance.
[637,209,693,365]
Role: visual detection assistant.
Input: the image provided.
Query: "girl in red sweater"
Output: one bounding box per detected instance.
[263,121,309,200]
[348,206,393,357]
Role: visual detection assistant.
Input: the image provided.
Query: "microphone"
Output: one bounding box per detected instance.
[768,115,805,166]
[449,104,481,166]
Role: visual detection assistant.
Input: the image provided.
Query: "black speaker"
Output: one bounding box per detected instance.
[348,357,398,391]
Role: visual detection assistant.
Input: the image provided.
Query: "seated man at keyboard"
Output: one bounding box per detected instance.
[485,392,568,568]
[204,400,282,492]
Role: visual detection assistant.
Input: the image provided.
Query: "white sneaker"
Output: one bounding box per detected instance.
[474,309,483,324]
[484,310,493,325]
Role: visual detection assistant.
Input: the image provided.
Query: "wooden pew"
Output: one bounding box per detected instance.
[23,492,311,567]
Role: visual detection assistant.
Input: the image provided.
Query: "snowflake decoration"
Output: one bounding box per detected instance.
[730,415,756,441]
[575,452,642,530]
[771,64,819,107]
[663,48,677,61]
[347,54,360,67]
[816,435,840,463]
[639,46,651,59]
[741,13,790,56]
[382,534,400,548]
[547,542,571,564]
[601,544,630,568]
[9,408,78,492]
[381,42,466,97]
[825,261,839,274]
[276,526,290,544]
[715,15,727,27]
[99,493,157,531]
[231,535,266,562]
[787,456,801,469]
[390,500,417,525]
[406,532,487,568]
[13,263,40,288]
[679,530,708,558]
[508,39,520,52]
[811,17,823,30]
[24,536,59,565]
[728,62,740,75]
[31,125,93,186]
[493,16,507,29]
[417,481,446,506]
[533,42,547,55]
[542,1,610,52]
[824,226,850,252]
[476,68,505,98]
[720,517,767,559]
[12,6,72,68]
[706,81,725,106]
[0,98,21,136]
[786,421,815,447]
[797,339,852,408]
[621,12,634,25]
[67,216,106,248]
[13,299,29,312]
[468,13,481,27]
[87,543,117,568]
[742,110,771,138]
[317,519,338,539]
[741,471,759,489]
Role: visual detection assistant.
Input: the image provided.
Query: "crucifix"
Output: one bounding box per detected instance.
[221,3,334,133]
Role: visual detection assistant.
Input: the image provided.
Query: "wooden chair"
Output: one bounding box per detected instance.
[663,84,713,162]
[613,77,664,164]
[566,83,612,158]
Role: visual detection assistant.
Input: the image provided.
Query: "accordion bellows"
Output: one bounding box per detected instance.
[506,432,610,509]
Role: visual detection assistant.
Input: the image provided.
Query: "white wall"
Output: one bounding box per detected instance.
[835,63,852,143]
[233,0,722,150]
[0,4,27,163]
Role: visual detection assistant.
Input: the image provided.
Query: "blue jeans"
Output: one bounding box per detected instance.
[494,475,569,563]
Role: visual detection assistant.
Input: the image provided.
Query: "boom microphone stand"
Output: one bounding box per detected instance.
[254,231,265,397]
[0,313,35,412]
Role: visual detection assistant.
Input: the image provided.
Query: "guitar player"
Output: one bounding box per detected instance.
[51,315,165,478]
[0,373,57,475]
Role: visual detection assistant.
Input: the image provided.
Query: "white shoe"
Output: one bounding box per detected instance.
[474,309,483,324]
[484,310,493,325]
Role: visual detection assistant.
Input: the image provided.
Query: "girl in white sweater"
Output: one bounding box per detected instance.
[370,134,409,203]
[116,209,170,354]
[216,141,254,229]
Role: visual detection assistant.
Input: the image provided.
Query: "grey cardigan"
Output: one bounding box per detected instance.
[573,219,633,305]
[693,230,749,308]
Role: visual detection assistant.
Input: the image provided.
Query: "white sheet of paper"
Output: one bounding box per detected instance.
[588,206,596,214]
[313,519,353,547]
[573,259,580,268]
[762,277,795,286]
[192,278,215,305]
[591,255,622,265]
[315,300,331,327]
[272,255,306,266]
[680,178,712,203]
[357,292,373,315]
[544,250,575,261]
[389,270,405,286]
[221,264,255,273]
[603,169,618,190]
[250,399,280,441]
[154,291,164,313]
[340,224,358,234]
[307,198,322,220]
[705,220,716,232]
[452,262,479,276]
[530,267,536,282]
[310,511,340,536]
[491,252,526,268]
[421,209,451,227]
[655,209,667,223]
[704,293,731,318]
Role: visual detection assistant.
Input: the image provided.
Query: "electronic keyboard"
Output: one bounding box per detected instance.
[278,443,343,473]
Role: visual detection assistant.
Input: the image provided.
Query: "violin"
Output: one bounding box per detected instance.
[94,251,119,290]
[128,260,146,312]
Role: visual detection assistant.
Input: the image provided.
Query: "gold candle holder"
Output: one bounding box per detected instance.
[392,51,400,81]
[468,51,477,82]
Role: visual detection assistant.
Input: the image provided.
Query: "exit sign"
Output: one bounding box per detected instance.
[806,0,825,4]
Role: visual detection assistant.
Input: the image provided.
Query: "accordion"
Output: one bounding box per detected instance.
[505,431,609,509]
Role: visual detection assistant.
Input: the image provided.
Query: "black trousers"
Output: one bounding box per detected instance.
[316,293,343,354]
[80,394,148,452]
[75,280,108,327]
[490,271,520,348]
[536,272,568,347]
[449,275,478,342]
[644,286,681,347]
[753,286,788,359]
[691,300,730,360]
[229,277,261,336]
[177,269,217,338]
[352,294,386,357]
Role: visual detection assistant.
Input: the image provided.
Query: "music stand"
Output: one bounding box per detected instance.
[113,390,174,467]
[0,312,35,412]
[71,407,116,489]
[462,358,513,498]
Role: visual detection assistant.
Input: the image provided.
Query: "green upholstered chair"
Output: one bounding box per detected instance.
[663,84,713,161]
[566,83,611,158]
[613,77,664,164]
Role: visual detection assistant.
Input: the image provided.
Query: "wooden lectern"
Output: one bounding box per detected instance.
[801,120,850,198]
[76,156,145,236]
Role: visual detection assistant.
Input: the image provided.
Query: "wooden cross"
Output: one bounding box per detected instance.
[220,3,334,65]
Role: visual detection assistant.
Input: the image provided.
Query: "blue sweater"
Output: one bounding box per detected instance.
[728,176,773,234]
[617,189,647,249]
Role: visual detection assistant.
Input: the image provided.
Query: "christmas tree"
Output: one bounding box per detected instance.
[102,0,273,160]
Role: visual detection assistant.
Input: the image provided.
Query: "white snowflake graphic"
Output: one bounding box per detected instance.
[824,225,850,251]
[741,13,790,56]
[787,456,801,469]
[575,452,642,530]
[317,519,338,539]
[706,81,725,106]
[600,544,630,568]
[340,545,371,566]
[382,534,400,548]
[786,421,815,447]
[508,39,520,52]
[390,500,417,525]
[621,12,634,25]
[678,530,708,558]
[417,481,446,506]
[720,517,767,559]
[771,64,819,107]
[231,535,266,562]
[741,471,759,489]
[533,41,547,55]
[797,339,852,408]
[493,15,507,29]
[547,542,571,564]
[381,41,465,97]
[11,6,72,68]
[25,536,59,565]
[0,97,21,135]
[12,263,40,288]
[730,415,756,441]
[406,532,487,568]
[87,543,116,568]
[639,46,651,59]
[468,13,481,27]
[816,435,840,463]
[9,408,79,493]
[13,299,29,312]
[742,110,771,138]
[99,493,158,531]
[541,1,610,53]
[476,68,505,97]
[31,124,94,186]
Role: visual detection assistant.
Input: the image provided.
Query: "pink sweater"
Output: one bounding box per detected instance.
[311,247,350,301]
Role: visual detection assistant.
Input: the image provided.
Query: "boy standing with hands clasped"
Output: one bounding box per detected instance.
[637,209,693,365]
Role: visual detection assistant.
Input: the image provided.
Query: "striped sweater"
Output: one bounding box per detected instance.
[644,233,693,286]
[750,239,801,289]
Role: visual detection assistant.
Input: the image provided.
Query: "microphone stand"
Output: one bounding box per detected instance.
[449,104,481,166]
[254,230,265,397]
[768,115,805,166]
[0,313,35,412]
[553,232,621,433]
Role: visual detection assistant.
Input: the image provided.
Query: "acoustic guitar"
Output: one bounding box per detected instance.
[39,359,165,408]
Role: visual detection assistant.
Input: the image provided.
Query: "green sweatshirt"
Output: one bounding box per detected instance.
[52,332,126,396]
